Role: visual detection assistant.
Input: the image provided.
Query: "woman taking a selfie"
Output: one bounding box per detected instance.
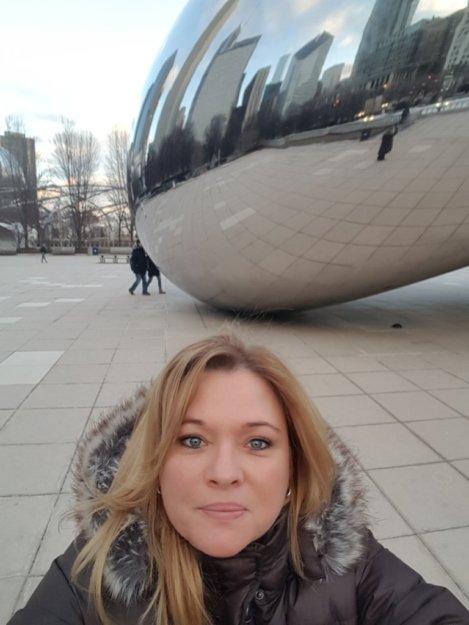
[9,334,469,625]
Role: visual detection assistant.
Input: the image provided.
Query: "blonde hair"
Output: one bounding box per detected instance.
[72,333,335,625]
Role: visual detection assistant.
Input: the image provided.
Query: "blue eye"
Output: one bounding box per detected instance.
[249,439,270,450]
[180,436,204,448]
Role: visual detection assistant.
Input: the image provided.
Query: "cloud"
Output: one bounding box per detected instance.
[291,0,321,16]
[319,5,361,37]
[339,35,355,48]
[35,113,62,123]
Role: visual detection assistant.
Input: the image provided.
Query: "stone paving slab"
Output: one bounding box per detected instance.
[1,254,468,616]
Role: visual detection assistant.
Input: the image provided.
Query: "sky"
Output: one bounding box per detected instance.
[1,0,188,160]
[1,0,466,165]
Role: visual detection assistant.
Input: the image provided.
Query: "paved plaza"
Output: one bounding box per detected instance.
[1,254,468,620]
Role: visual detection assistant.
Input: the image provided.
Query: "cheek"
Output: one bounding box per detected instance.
[160,455,197,501]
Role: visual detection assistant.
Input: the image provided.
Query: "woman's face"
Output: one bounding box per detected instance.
[159,368,291,558]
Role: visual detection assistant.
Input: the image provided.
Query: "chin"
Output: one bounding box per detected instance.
[197,540,249,559]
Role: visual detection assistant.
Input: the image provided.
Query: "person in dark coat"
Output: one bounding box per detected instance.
[146,255,166,294]
[128,239,149,295]
[8,335,469,625]
[377,125,398,161]
[40,244,48,263]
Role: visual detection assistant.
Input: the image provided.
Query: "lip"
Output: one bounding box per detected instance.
[199,503,247,520]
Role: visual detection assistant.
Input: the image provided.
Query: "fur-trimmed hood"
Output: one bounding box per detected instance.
[72,385,368,607]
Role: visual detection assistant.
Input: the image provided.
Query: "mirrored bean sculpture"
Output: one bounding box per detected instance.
[128,0,469,312]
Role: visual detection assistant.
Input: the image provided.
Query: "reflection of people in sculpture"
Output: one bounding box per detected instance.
[8,334,469,625]
[377,126,398,161]
[400,103,410,125]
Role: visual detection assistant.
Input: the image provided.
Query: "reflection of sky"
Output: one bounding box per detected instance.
[141,0,468,134]
[413,0,467,21]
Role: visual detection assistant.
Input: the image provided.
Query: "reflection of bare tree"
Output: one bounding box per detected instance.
[146,125,196,191]
[204,115,225,164]
[221,108,244,157]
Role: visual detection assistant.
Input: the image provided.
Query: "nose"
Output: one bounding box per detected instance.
[205,444,243,487]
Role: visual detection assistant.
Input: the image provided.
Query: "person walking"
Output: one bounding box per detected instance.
[40,244,48,263]
[146,255,166,294]
[377,125,398,161]
[128,239,149,295]
[8,334,469,625]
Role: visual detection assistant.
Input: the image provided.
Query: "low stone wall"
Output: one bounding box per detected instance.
[110,246,132,255]
[51,247,76,255]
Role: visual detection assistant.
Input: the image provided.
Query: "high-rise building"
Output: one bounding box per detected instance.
[280,32,334,113]
[272,54,290,84]
[321,63,345,93]
[0,132,37,191]
[353,0,419,80]
[445,4,469,69]
[152,0,239,151]
[187,35,261,142]
[0,132,38,240]
[242,66,271,129]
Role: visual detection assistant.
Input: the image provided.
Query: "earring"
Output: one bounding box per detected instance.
[286,487,292,498]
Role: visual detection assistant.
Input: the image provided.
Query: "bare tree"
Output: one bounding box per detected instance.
[104,128,132,244]
[5,115,25,134]
[51,118,100,249]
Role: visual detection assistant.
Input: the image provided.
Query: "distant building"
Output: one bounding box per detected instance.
[0,131,37,192]
[129,51,177,199]
[413,14,464,80]
[152,0,239,151]
[321,63,345,93]
[280,32,334,114]
[445,5,469,70]
[0,131,38,246]
[353,0,419,82]
[242,66,271,129]
[272,54,290,83]
[187,34,261,143]
[352,0,463,93]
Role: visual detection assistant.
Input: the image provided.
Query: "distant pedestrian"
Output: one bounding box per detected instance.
[146,256,166,294]
[128,240,149,295]
[40,244,48,263]
[377,126,398,161]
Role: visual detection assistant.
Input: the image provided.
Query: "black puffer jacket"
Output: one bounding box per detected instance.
[9,387,469,625]
[130,245,147,275]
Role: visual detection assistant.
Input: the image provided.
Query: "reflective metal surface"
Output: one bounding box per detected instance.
[129,0,469,312]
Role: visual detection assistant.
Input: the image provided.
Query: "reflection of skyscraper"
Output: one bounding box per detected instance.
[280,32,333,113]
[132,52,177,162]
[187,35,261,142]
[242,66,271,129]
[353,0,419,79]
[321,63,345,93]
[153,0,239,151]
[445,5,469,70]
[272,54,290,83]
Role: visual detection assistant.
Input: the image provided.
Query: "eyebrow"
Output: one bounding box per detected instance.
[182,418,281,432]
